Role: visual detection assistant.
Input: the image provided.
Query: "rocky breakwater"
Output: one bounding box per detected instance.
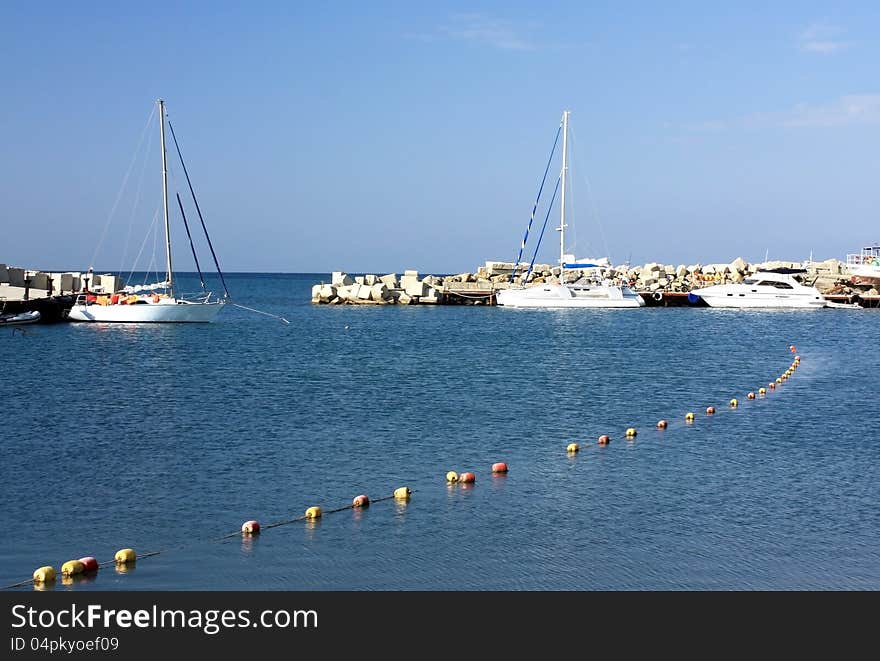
[627,256,868,297]
[312,256,871,306]
[312,271,448,305]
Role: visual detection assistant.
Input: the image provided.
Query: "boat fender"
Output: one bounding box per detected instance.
[652,291,663,302]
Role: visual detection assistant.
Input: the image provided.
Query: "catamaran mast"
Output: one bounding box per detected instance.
[158,98,174,298]
[559,110,569,275]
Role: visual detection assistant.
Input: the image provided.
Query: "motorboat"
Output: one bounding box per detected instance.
[689,268,827,308]
[845,245,880,286]
[0,310,41,325]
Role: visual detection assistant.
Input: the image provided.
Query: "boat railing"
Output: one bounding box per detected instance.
[847,251,880,267]
[179,291,217,303]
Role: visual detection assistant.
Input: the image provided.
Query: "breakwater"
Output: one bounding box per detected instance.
[311,257,876,306]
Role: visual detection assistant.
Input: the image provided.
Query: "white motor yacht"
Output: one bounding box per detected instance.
[690,269,827,308]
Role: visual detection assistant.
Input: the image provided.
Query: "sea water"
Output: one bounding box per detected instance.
[1,273,877,590]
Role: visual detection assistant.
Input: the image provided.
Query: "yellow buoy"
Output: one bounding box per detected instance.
[776,377,782,384]
[730,398,738,408]
[685,412,695,422]
[747,392,755,400]
[566,442,579,453]
[61,560,85,577]
[394,486,411,500]
[625,427,637,438]
[446,471,459,483]
[114,548,137,564]
[304,506,322,519]
[33,566,56,583]
[656,419,668,429]
[758,387,766,395]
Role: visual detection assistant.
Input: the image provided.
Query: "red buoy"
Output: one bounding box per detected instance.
[491,462,509,474]
[706,406,716,415]
[459,472,476,483]
[241,520,261,535]
[78,556,99,573]
[656,419,668,429]
[598,434,610,446]
[352,494,370,508]
[789,345,797,353]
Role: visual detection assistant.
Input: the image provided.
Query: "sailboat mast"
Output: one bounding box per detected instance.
[158,98,174,298]
[559,110,569,275]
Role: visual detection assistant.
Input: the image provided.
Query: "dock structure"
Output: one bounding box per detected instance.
[313,256,880,308]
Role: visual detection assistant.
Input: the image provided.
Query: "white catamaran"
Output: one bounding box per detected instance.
[495,111,644,308]
[68,99,228,323]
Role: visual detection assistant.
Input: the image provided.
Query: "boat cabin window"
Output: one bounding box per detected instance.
[743,278,758,285]
[770,282,793,289]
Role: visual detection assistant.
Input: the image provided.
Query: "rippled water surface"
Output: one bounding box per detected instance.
[1,273,877,590]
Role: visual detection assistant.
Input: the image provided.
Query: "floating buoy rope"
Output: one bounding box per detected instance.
[6,346,802,591]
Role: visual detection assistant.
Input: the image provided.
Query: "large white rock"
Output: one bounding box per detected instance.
[403,276,426,297]
[420,286,441,303]
[332,271,354,286]
[730,256,748,273]
[370,283,389,301]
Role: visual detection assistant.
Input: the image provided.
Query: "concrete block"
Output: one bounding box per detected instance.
[29,272,49,290]
[402,276,426,297]
[370,283,389,301]
[331,271,354,286]
[7,267,24,287]
[364,274,377,286]
[0,264,7,283]
[379,273,398,287]
[354,275,365,285]
[730,256,748,273]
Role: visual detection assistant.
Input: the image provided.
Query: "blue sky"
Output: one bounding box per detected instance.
[2,1,879,274]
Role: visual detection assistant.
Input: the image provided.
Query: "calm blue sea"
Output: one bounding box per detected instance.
[1,272,877,591]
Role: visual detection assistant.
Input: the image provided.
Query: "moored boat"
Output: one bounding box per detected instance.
[690,268,827,308]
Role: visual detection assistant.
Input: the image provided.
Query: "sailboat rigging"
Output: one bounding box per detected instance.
[67,99,228,323]
[495,110,644,309]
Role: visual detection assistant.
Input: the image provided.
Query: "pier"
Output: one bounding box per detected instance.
[312,257,880,308]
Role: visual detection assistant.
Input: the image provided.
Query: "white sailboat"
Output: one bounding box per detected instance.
[68,99,227,323]
[495,111,644,309]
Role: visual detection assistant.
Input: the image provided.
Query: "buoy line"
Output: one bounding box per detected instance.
[565,346,803,452]
[2,488,418,590]
[6,350,803,591]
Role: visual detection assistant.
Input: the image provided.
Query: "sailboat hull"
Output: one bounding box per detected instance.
[496,284,645,308]
[67,299,225,323]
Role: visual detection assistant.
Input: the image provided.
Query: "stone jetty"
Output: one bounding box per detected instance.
[312,257,875,305]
